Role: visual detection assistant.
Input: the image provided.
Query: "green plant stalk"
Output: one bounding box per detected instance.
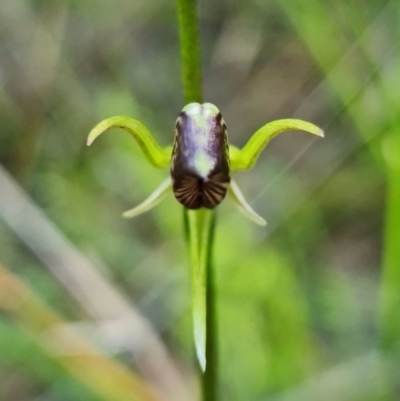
[176,0,218,397]
[381,134,400,352]
[176,0,203,104]
[201,213,217,401]
[379,133,400,398]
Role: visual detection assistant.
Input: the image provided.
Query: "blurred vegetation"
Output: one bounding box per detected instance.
[0,0,399,400]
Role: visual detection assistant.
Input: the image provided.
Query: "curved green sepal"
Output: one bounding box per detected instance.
[123,177,172,218]
[87,116,171,168]
[188,208,213,371]
[228,180,266,226]
[230,119,324,171]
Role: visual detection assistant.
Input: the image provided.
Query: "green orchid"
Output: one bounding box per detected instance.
[87,102,323,371]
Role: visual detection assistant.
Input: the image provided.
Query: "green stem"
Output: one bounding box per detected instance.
[380,133,400,398]
[176,0,217,398]
[201,214,217,401]
[176,0,203,104]
[381,133,400,352]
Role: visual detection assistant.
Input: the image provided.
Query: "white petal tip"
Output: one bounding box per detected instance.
[228,181,267,226]
[194,324,206,372]
[249,215,267,226]
[121,177,172,220]
[122,211,134,219]
[197,349,206,372]
[242,211,267,226]
[318,129,324,138]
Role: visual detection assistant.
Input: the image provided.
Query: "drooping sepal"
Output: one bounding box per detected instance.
[123,177,172,218]
[228,180,266,226]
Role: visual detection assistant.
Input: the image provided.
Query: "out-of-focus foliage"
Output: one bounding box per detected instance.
[0,0,399,400]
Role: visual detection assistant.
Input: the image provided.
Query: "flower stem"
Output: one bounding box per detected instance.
[176,0,217,399]
[201,214,217,401]
[176,0,203,104]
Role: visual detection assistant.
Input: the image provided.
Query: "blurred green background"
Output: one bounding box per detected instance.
[1,0,400,400]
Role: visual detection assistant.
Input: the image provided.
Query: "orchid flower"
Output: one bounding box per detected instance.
[87,102,323,371]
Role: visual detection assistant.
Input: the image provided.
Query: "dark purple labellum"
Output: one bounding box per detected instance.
[171,103,230,209]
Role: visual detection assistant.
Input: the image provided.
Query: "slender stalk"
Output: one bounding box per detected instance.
[381,134,400,351]
[201,213,217,401]
[175,0,217,399]
[176,0,203,104]
[379,134,400,398]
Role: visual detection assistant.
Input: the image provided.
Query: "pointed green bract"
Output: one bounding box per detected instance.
[228,180,266,226]
[187,208,213,371]
[123,177,172,218]
[87,116,171,168]
[230,119,324,171]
